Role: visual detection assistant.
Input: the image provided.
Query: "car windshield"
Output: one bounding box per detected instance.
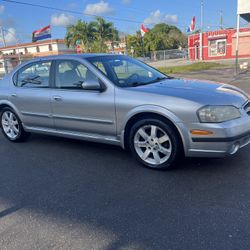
[85,55,169,88]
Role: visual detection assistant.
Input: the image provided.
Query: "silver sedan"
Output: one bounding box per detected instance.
[0,54,250,170]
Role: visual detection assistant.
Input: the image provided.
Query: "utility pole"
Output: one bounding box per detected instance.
[201,0,204,32]
[235,14,240,75]
[0,26,7,47]
[200,0,204,61]
[220,10,223,30]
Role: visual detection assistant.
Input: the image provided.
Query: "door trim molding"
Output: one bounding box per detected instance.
[53,114,114,125]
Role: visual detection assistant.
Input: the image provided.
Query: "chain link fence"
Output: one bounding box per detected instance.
[146,48,189,62]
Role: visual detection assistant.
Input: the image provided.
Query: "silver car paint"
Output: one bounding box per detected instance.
[0,54,249,158]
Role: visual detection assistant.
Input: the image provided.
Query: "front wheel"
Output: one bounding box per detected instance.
[129,119,183,170]
[1,108,29,142]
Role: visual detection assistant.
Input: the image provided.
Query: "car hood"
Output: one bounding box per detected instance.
[128,78,249,108]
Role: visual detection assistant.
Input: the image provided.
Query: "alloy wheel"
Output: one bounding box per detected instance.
[133,125,172,166]
[1,111,20,140]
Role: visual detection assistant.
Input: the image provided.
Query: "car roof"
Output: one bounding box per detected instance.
[31,53,126,61]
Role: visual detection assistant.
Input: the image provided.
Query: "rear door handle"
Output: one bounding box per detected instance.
[11,93,17,97]
[53,96,62,101]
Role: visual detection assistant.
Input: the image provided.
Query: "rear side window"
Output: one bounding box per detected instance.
[15,61,51,88]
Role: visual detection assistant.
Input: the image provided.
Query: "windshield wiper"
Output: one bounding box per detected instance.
[151,76,170,82]
[130,77,170,87]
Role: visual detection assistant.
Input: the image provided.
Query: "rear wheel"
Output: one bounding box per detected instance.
[129,119,183,170]
[1,108,29,142]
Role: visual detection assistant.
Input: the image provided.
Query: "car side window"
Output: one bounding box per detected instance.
[16,61,51,88]
[112,60,149,80]
[56,60,94,89]
[93,62,108,75]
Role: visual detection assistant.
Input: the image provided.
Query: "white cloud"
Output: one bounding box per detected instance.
[0,28,17,45]
[122,0,131,4]
[164,15,178,24]
[51,13,75,27]
[84,1,114,15]
[144,10,178,26]
[0,5,5,14]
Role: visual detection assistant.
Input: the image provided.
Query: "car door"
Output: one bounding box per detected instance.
[10,60,54,129]
[51,59,116,136]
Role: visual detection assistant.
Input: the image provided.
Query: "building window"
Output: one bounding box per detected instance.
[36,46,40,53]
[25,48,28,54]
[49,44,53,51]
[209,39,226,57]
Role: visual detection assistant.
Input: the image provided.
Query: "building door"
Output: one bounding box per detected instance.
[195,45,200,60]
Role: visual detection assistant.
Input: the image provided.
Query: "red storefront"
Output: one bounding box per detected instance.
[188,28,250,61]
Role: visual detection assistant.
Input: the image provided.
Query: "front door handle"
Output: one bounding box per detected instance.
[53,96,62,101]
[11,93,17,98]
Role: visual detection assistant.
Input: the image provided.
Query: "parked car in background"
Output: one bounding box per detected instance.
[0,54,250,169]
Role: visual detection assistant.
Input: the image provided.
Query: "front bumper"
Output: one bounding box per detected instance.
[181,115,250,158]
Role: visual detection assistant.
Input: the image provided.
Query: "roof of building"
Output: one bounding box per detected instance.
[0,39,65,50]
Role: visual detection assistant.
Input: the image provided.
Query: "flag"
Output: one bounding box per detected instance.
[187,17,196,33]
[141,24,149,37]
[32,25,51,42]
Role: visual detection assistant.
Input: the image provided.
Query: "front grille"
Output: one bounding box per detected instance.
[244,101,250,115]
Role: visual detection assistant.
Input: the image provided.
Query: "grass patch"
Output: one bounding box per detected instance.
[158,62,226,74]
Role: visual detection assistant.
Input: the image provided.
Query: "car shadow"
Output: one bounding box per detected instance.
[0,133,249,249]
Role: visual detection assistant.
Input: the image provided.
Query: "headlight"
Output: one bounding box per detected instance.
[197,106,241,123]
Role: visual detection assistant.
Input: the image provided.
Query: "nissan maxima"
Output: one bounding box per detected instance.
[0,54,249,170]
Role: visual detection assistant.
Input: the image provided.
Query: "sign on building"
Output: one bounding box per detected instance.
[238,0,250,21]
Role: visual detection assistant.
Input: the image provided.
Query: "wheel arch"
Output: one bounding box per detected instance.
[121,107,187,152]
[0,101,22,119]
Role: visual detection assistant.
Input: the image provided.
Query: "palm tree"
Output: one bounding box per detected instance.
[65,20,96,52]
[93,17,114,52]
[110,25,120,51]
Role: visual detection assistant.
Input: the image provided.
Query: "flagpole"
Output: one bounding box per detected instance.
[200,0,204,61]
[50,24,53,55]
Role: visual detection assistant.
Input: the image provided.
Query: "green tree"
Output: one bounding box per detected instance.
[127,31,143,57]
[65,20,96,52]
[143,23,188,53]
[110,25,120,51]
[93,17,115,52]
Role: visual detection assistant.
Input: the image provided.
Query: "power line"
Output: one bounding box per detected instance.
[0,0,237,35]
[1,0,142,24]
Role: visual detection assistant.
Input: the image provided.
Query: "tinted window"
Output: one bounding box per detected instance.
[55,60,89,89]
[16,61,51,88]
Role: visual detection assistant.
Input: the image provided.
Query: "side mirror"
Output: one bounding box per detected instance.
[81,79,106,92]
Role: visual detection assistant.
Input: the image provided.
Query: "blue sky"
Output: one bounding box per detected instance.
[0,0,247,45]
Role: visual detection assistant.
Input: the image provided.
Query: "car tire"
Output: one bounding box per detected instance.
[129,119,183,170]
[0,107,30,142]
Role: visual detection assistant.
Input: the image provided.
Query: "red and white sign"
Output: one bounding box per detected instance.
[76,44,82,54]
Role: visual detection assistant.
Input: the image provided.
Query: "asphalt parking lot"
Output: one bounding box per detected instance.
[0,68,250,250]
